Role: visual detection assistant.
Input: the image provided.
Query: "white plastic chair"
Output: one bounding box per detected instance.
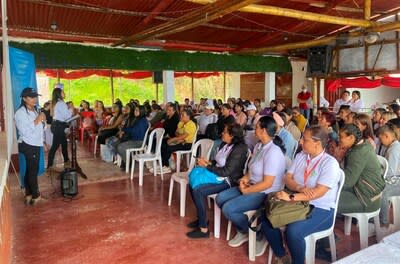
[124,124,151,173]
[343,155,388,250]
[93,135,98,157]
[130,128,165,186]
[291,140,298,160]
[267,169,345,264]
[167,139,213,217]
[210,149,252,239]
[388,196,400,232]
[174,126,199,173]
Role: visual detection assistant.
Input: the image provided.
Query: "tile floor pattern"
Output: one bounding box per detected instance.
[10,145,379,264]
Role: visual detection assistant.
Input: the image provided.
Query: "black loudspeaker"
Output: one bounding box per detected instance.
[307,46,333,76]
[152,71,163,84]
[60,169,78,197]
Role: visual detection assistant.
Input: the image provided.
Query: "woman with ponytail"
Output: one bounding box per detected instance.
[377,123,400,226]
[216,116,286,250]
[338,124,385,214]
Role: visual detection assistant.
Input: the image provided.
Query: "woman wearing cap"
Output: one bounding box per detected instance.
[244,104,261,150]
[47,88,72,170]
[15,88,46,205]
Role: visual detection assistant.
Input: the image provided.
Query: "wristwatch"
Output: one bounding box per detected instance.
[289,194,295,201]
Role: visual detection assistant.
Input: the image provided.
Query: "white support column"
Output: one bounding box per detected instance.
[291,60,307,107]
[231,72,241,99]
[264,72,276,104]
[319,78,325,99]
[163,70,175,103]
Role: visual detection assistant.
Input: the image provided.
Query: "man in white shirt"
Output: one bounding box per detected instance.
[333,91,351,113]
[196,102,218,138]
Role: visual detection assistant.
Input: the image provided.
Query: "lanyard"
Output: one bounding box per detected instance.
[303,152,325,185]
[250,142,271,165]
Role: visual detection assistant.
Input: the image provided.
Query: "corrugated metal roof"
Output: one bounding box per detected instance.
[4,0,400,53]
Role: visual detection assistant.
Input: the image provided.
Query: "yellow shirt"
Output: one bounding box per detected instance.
[177,120,197,144]
[294,114,307,132]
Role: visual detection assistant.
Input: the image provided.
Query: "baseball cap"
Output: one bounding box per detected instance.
[205,103,215,110]
[246,104,257,111]
[20,87,40,98]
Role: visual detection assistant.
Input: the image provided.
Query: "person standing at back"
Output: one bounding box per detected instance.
[47,88,72,171]
[297,85,312,121]
[15,88,46,205]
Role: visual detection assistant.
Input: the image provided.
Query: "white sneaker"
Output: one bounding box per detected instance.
[145,161,153,169]
[228,232,248,247]
[161,166,172,174]
[255,238,268,256]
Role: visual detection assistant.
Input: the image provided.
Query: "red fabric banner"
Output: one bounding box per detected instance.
[38,69,220,80]
[326,76,400,92]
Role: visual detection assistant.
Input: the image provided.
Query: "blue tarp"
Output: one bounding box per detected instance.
[9,47,45,187]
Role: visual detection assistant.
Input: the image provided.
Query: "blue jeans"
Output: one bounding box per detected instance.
[261,207,334,264]
[216,187,266,233]
[189,182,230,228]
[300,108,310,121]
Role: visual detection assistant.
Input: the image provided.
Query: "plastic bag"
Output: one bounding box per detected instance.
[188,167,223,189]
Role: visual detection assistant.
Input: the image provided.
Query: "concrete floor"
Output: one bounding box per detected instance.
[9,144,378,264]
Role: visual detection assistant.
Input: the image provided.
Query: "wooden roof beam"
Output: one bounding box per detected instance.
[134,0,175,31]
[112,0,261,47]
[240,21,400,54]
[186,0,378,27]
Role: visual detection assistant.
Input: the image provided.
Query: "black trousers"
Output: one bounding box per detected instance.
[47,123,69,167]
[97,128,118,145]
[18,142,40,198]
[161,143,192,167]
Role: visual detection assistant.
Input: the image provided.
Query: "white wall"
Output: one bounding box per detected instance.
[291,60,308,106]
[346,87,400,111]
[230,72,241,98]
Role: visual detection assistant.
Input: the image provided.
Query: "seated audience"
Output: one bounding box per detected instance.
[196,103,218,138]
[115,106,149,169]
[380,111,397,126]
[389,103,400,118]
[261,126,341,264]
[216,116,286,248]
[378,124,400,227]
[354,113,376,149]
[282,108,301,141]
[186,124,249,238]
[157,109,197,173]
[97,102,124,145]
[216,103,235,136]
[254,98,262,113]
[260,100,277,116]
[349,90,363,113]
[94,100,107,126]
[148,104,164,128]
[338,124,385,214]
[274,112,297,160]
[243,104,262,150]
[372,108,386,133]
[292,106,308,132]
[333,91,351,113]
[338,105,351,129]
[234,102,247,127]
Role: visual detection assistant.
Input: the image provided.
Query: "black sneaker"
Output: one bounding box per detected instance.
[315,247,332,262]
[187,219,199,228]
[186,229,210,239]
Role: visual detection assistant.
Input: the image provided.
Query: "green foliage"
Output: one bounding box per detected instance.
[11,42,292,72]
[47,75,231,106]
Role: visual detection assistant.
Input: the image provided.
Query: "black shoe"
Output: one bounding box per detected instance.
[120,161,126,171]
[186,228,210,239]
[187,219,199,228]
[315,247,332,262]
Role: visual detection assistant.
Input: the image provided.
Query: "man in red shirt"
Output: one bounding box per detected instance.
[297,85,312,121]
